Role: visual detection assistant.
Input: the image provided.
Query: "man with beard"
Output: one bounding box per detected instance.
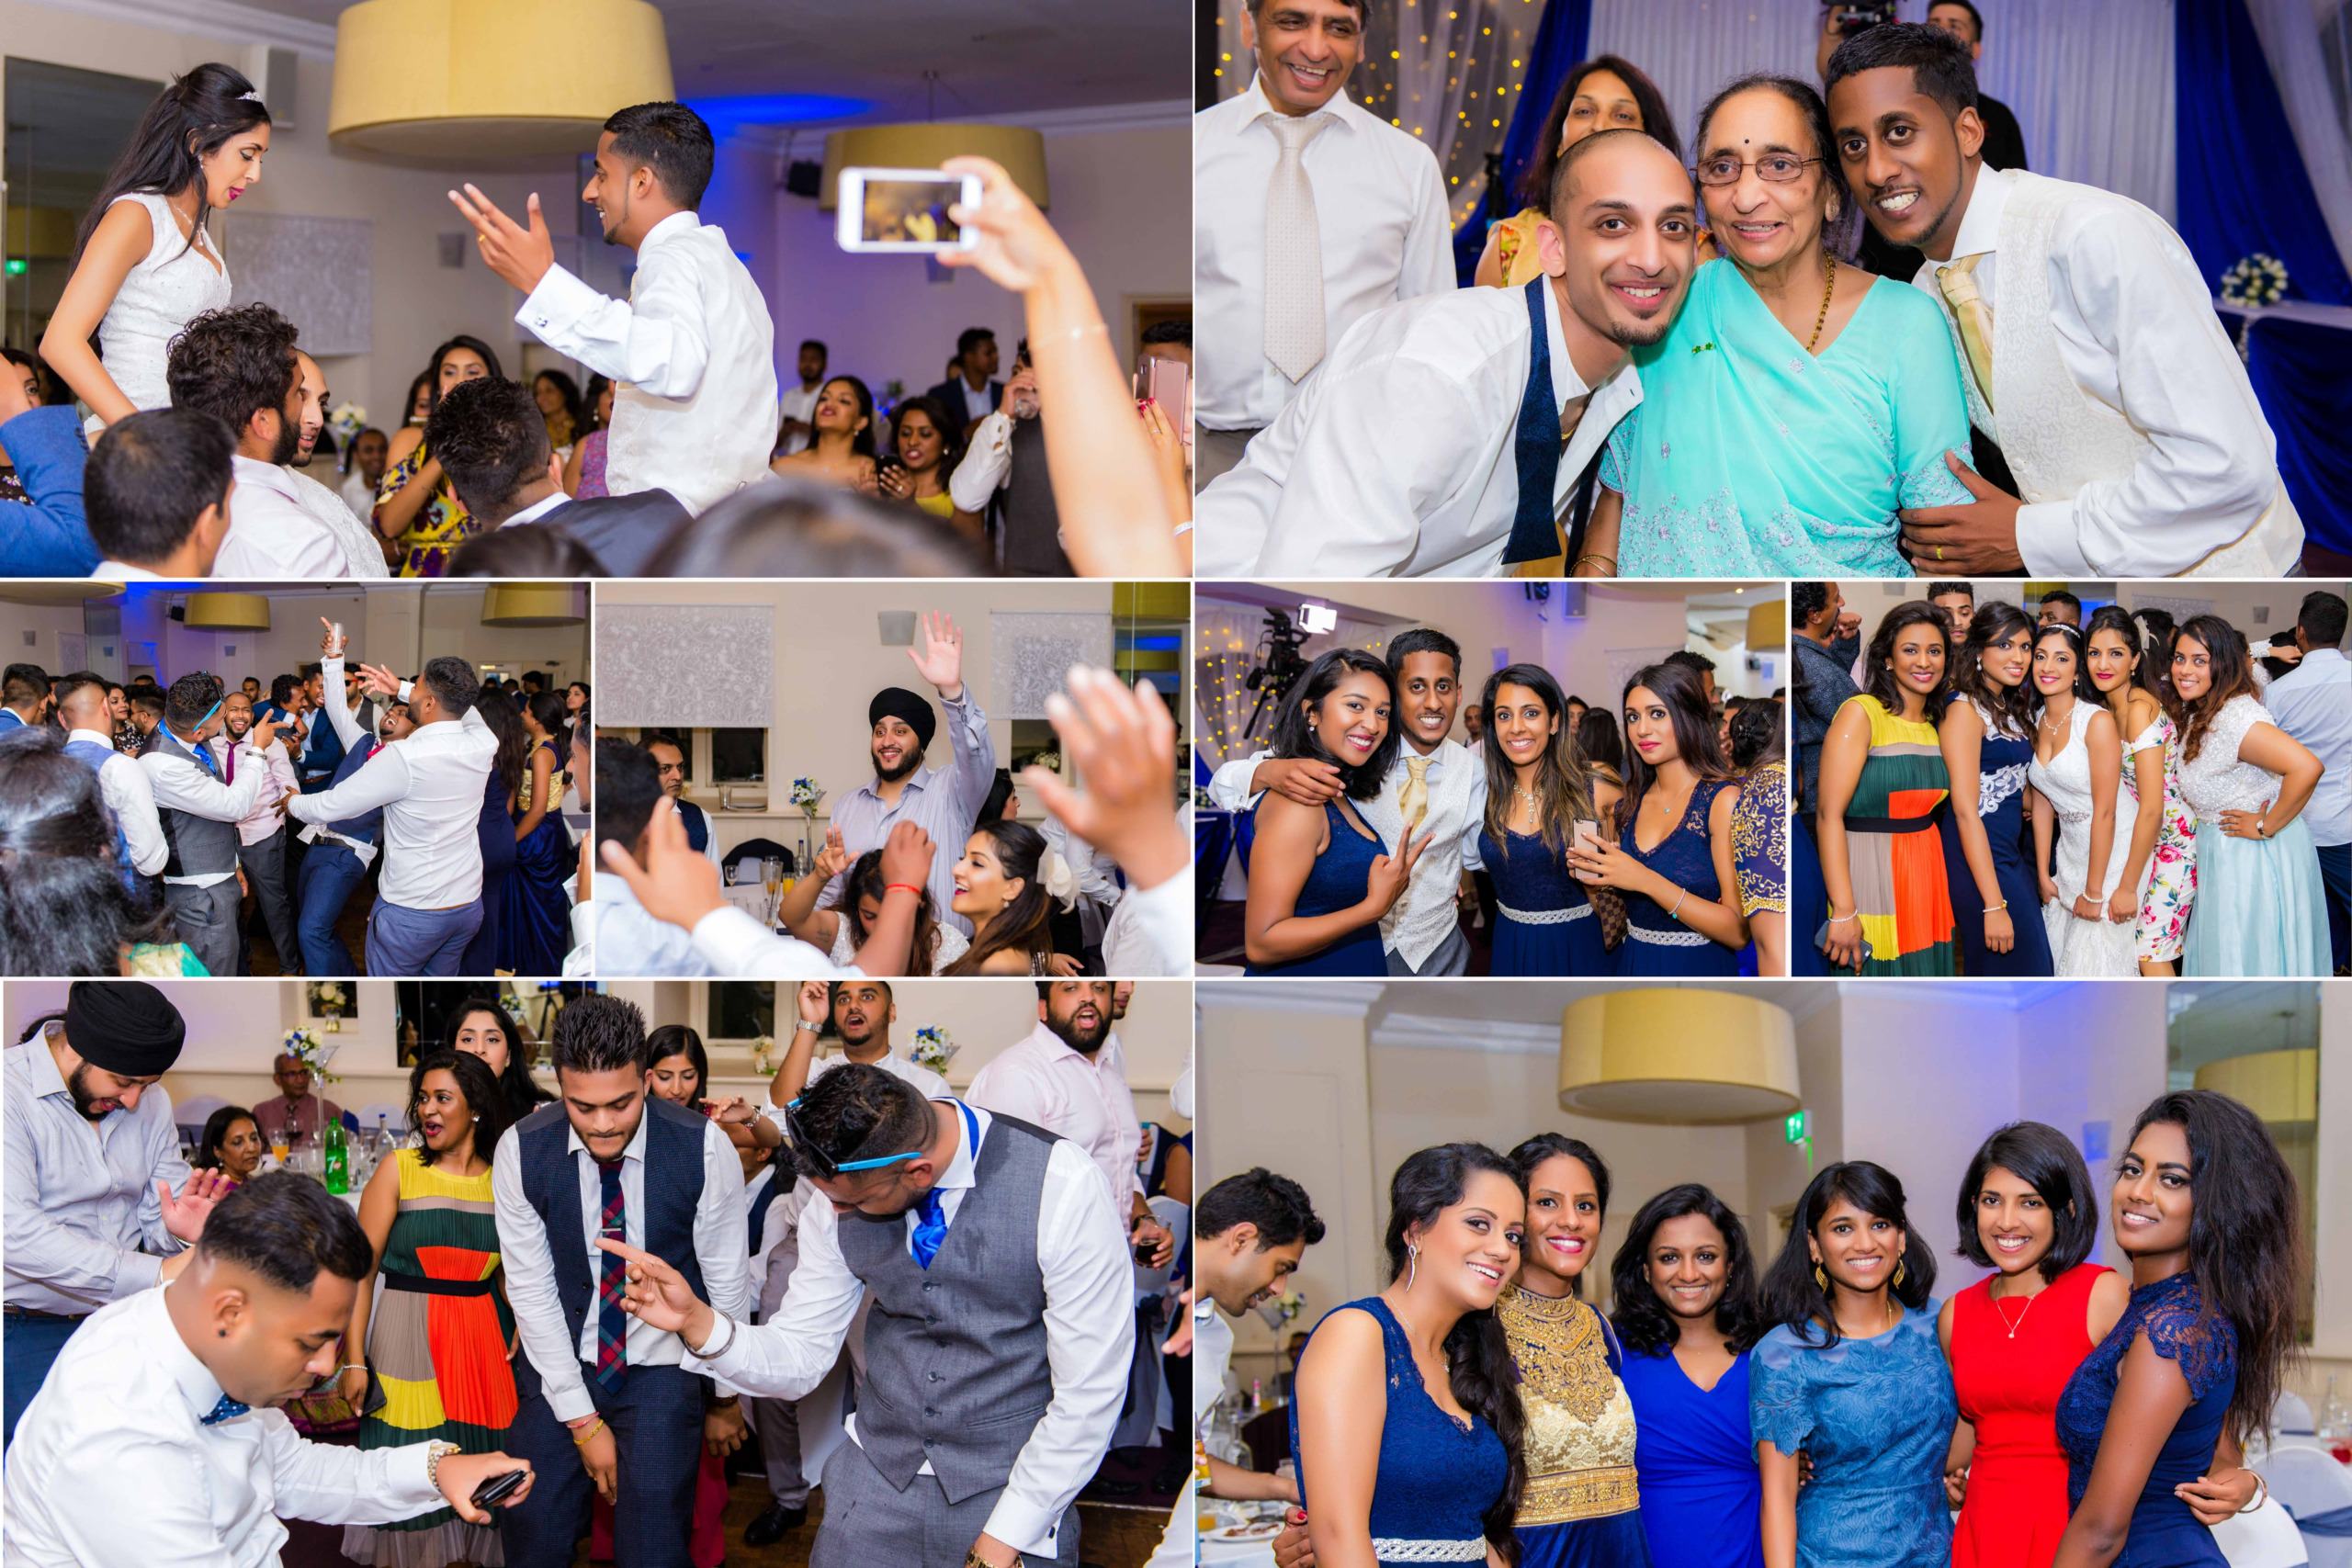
[3,982,232,1448]
[164,304,343,579]
[826,610,997,935]
[276,350,390,577]
[1826,23,2301,579]
[968,982,1174,1268]
[1207,627,1484,974]
[138,672,289,976]
[1196,129,1698,577]
[208,688,303,974]
[5,1172,534,1562]
[598,1060,1136,1568]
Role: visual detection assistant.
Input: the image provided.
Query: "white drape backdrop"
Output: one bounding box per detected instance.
[2247,0,2352,277]
[1586,0,2177,220]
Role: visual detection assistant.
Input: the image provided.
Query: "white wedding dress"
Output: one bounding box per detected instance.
[2027,702,2143,977]
[96,191,232,415]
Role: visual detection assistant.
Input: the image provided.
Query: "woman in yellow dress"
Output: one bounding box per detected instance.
[373,335,500,576]
[1474,57,1683,291]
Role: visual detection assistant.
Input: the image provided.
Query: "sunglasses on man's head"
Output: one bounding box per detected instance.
[781,1098,922,1181]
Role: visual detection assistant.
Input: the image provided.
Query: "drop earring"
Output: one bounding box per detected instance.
[1894,1260,1906,1289]
[1406,1242,1419,1291]
[1813,1262,1827,1293]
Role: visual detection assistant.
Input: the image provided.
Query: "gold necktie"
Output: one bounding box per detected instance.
[1936,253,1995,412]
[1396,754,1432,834]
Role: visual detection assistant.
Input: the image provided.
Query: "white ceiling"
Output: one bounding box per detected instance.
[221,0,1185,129]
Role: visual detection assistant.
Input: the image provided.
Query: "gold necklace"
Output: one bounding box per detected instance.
[1805,253,1837,354]
[1992,1283,2040,1340]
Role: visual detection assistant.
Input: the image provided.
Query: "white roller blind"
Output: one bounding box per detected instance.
[596,604,774,728]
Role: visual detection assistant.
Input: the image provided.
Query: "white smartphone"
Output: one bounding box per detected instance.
[836,168,983,254]
[1571,818,1602,881]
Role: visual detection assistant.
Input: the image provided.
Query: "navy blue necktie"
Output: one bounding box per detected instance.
[1503,276,1565,567]
[200,1394,250,1426]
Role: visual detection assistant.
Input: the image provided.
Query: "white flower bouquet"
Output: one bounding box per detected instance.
[2220,253,2289,308]
[789,777,824,817]
[910,1027,957,1073]
[280,1028,341,1086]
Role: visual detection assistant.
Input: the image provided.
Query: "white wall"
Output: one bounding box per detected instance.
[0,2,576,422]
[763,119,1189,400]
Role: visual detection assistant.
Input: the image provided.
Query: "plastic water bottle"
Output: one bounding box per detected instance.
[322,1120,349,1196]
[375,1112,390,1160]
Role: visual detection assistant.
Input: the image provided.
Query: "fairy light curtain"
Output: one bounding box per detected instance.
[1193,597,1405,777]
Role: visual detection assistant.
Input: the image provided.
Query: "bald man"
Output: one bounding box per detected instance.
[54,671,167,883]
[1197,129,1699,578]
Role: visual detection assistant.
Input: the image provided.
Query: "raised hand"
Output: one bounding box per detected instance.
[317,615,346,660]
[1363,820,1422,915]
[1020,666,1186,893]
[356,663,403,700]
[599,799,724,931]
[876,819,935,891]
[906,610,965,699]
[247,714,284,753]
[935,155,1070,296]
[159,1167,234,1244]
[447,185,557,294]
[796,979,830,1028]
[812,825,851,882]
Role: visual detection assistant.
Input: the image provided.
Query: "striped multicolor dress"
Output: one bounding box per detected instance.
[1838,695,1957,976]
[343,1147,518,1568]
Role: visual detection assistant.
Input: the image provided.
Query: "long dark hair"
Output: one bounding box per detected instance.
[440,998,549,1124]
[424,336,505,415]
[2083,604,2161,715]
[1617,660,1736,834]
[2132,607,2179,702]
[1955,1121,2099,1283]
[533,369,585,434]
[1576,706,1624,780]
[888,394,966,477]
[2030,623,2099,711]
[1507,1132,1611,1298]
[1382,1144,1526,1558]
[2165,615,2260,764]
[1862,602,1952,722]
[0,728,181,976]
[1951,599,2034,739]
[2126,1090,2303,1449]
[1480,663,1596,861]
[831,847,947,972]
[944,819,1055,975]
[406,1049,509,1169]
[1696,73,1861,261]
[75,63,270,264]
[474,689,531,805]
[196,1106,260,1172]
[1760,1160,1937,1347]
[1520,56,1681,210]
[1267,648,1399,802]
[1610,1183,1765,1356]
[816,375,878,460]
[642,1024,710,1098]
[524,690,571,756]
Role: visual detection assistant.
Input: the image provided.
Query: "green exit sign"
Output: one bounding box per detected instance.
[3,259,27,277]
[1784,1110,1808,1145]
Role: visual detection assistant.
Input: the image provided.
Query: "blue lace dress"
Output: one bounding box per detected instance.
[2054,1271,2238,1566]
[1618,779,1742,976]
[1244,800,1389,976]
[1479,825,1611,976]
[1749,1306,1958,1566]
[1291,1297,1510,1567]
[1935,694,2055,976]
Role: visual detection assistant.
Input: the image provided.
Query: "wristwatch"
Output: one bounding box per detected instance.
[424,1438,461,1493]
[795,1019,822,1034]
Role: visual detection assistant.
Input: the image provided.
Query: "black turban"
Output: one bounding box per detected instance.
[867,687,937,751]
[63,981,187,1077]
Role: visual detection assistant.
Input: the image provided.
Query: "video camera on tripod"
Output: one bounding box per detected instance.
[1241,608,1315,741]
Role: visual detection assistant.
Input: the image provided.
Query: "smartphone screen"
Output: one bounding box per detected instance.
[837,169,981,254]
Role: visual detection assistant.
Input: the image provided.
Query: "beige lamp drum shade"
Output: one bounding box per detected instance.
[2193,1048,2318,1125]
[481,585,586,627]
[1747,600,1788,650]
[1558,989,1800,1123]
[820,124,1050,210]
[330,0,675,162]
[184,593,271,632]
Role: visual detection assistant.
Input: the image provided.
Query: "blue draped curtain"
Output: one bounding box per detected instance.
[1453,0,1593,283]
[2176,0,2352,305]
[2244,313,2352,555]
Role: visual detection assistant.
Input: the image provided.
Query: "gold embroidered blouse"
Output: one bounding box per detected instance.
[1498,1283,1642,1527]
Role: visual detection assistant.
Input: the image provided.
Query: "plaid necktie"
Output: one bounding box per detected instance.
[594,1157,628,1390]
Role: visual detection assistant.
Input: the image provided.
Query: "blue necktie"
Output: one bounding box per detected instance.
[1503,276,1565,566]
[910,1187,947,1269]
[194,739,222,780]
[200,1394,250,1426]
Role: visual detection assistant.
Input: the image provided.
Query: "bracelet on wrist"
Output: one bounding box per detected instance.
[1983,900,2007,913]
[2241,1471,2267,1513]
[569,1416,605,1447]
[1826,909,1858,925]
[884,882,922,897]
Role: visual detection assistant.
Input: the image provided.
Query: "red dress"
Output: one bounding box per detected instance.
[1950,1260,2113,1568]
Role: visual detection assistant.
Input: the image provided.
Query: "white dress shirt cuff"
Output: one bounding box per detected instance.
[390,1439,448,1514]
[690,904,850,977]
[2015,500,2096,578]
[517,264,605,343]
[983,1494,1064,1562]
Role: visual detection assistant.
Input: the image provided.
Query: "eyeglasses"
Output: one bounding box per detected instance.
[1694,153,1825,187]
[781,1098,922,1180]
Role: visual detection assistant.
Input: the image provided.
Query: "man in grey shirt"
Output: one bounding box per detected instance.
[3,981,230,1448]
[824,611,997,934]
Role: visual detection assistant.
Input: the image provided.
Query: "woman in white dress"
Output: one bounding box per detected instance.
[40,63,266,428]
[2026,623,2143,977]
[778,830,970,975]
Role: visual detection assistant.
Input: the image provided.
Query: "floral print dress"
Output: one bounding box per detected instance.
[2124,711,2195,964]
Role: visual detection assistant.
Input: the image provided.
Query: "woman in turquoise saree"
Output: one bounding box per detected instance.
[1583,73,1974,579]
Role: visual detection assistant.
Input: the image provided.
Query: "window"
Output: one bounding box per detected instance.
[711,728,766,784]
[708,982,775,1043]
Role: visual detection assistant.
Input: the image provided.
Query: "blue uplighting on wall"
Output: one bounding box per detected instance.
[687,94,870,139]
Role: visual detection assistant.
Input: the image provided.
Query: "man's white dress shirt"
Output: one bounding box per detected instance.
[285,660,495,910]
[2265,646,2350,847]
[775,381,821,457]
[207,731,300,846]
[1912,164,2301,579]
[340,468,381,521]
[966,1021,1144,1225]
[139,727,272,887]
[1100,873,1191,976]
[1195,277,1644,577]
[1210,738,1485,969]
[752,1048,952,1143]
[283,465,391,578]
[2,1285,446,1567]
[492,1107,752,1425]
[1193,78,1454,432]
[90,558,165,581]
[516,210,779,513]
[213,456,346,580]
[682,1100,1135,1559]
[500,490,571,530]
[67,725,167,874]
